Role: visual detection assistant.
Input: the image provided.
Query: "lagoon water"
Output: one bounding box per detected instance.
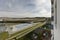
[0,23,36,34]
[0,23,6,33]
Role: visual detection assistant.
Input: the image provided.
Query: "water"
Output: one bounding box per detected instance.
[0,23,6,33]
[0,23,37,34]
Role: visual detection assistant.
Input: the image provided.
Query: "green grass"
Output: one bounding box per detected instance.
[0,32,9,40]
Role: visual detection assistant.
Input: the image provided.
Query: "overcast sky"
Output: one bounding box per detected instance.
[0,0,51,18]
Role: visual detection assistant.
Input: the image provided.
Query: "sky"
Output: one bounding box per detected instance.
[0,0,51,18]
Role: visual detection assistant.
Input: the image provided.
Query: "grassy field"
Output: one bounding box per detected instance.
[0,32,9,40]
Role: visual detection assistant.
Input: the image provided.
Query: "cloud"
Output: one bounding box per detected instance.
[0,0,51,17]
